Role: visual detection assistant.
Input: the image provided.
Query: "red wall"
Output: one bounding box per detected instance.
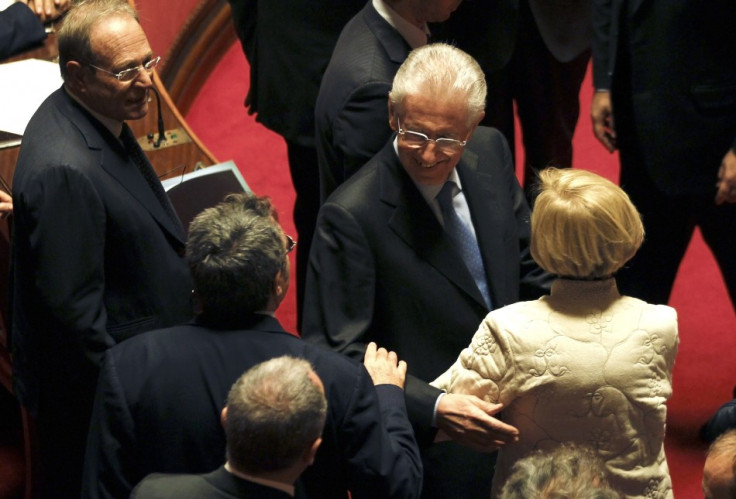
[133,0,202,61]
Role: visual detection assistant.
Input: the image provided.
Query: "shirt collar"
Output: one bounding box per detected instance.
[225,462,295,497]
[373,0,430,49]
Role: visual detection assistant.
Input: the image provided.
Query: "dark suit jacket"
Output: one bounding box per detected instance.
[228,0,363,146]
[82,315,421,499]
[0,2,45,60]
[433,0,591,70]
[303,127,550,497]
[592,0,736,195]
[315,1,411,201]
[131,466,295,499]
[10,86,193,417]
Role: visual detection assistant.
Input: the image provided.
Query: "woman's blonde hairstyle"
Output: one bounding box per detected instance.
[530,168,644,279]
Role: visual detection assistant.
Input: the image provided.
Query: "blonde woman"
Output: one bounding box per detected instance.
[433,168,679,498]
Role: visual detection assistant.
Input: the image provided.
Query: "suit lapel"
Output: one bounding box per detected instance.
[364,3,412,63]
[61,93,186,245]
[378,143,488,309]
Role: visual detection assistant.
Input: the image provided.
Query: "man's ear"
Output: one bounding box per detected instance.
[65,61,87,94]
[304,437,322,467]
[388,94,397,131]
[220,407,228,429]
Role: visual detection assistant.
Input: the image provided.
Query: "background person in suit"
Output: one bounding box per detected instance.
[590,0,736,307]
[131,356,329,499]
[303,43,551,499]
[82,192,422,499]
[315,0,463,202]
[432,0,592,200]
[10,1,193,495]
[227,0,364,331]
[0,1,45,60]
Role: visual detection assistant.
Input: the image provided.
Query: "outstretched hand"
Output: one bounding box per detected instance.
[435,393,519,453]
[363,341,407,388]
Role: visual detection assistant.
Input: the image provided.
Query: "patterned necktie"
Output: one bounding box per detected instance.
[120,123,183,233]
[436,181,492,309]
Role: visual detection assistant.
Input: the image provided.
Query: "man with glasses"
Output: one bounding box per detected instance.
[10,1,192,496]
[303,43,551,499]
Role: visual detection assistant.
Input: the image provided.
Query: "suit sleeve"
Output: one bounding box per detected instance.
[324,82,393,197]
[303,200,443,441]
[342,364,422,499]
[591,0,613,89]
[302,201,376,360]
[0,3,46,60]
[20,164,114,364]
[82,352,139,499]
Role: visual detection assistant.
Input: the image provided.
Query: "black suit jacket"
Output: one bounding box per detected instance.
[303,128,550,497]
[131,466,295,499]
[432,0,591,70]
[592,0,736,195]
[11,88,193,419]
[228,0,363,146]
[82,315,422,499]
[0,2,45,60]
[315,1,411,201]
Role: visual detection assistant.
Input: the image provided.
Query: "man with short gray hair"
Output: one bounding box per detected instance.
[304,43,551,498]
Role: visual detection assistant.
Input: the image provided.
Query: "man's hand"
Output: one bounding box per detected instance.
[363,342,407,388]
[591,90,617,153]
[435,393,519,453]
[25,0,71,23]
[0,191,12,217]
[715,148,736,205]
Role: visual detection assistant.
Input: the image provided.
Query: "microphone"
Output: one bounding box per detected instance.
[150,87,166,148]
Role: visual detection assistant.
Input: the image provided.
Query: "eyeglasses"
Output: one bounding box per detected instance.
[286,235,297,254]
[88,56,161,82]
[397,118,468,153]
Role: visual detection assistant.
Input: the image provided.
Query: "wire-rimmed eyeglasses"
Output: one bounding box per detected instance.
[286,234,297,254]
[87,56,161,82]
[397,118,468,153]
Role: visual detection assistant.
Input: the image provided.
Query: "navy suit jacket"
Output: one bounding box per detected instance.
[11,87,192,417]
[131,466,296,499]
[82,314,422,499]
[0,2,45,60]
[315,1,411,201]
[592,0,736,195]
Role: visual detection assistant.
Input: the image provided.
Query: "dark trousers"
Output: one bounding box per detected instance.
[286,142,320,332]
[481,0,590,203]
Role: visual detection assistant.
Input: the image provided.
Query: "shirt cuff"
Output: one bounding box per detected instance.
[432,392,446,427]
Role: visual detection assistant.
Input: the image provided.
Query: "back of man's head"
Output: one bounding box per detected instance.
[499,443,622,499]
[223,356,327,475]
[58,0,138,81]
[703,429,736,499]
[186,193,287,322]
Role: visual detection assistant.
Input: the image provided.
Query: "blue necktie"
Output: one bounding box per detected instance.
[436,181,491,309]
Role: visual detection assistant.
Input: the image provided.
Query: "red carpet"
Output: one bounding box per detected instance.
[186,43,736,497]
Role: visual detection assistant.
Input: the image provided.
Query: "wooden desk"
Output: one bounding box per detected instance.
[0,32,218,189]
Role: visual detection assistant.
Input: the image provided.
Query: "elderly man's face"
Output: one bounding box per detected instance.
[389,92,478,186]
[80,15,154,121]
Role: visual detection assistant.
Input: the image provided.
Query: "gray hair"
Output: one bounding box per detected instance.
[225,356,327,473]
[500,443,622,499]
[390,43,487,127]
[58,0,139,81]
[186,192,286,322]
